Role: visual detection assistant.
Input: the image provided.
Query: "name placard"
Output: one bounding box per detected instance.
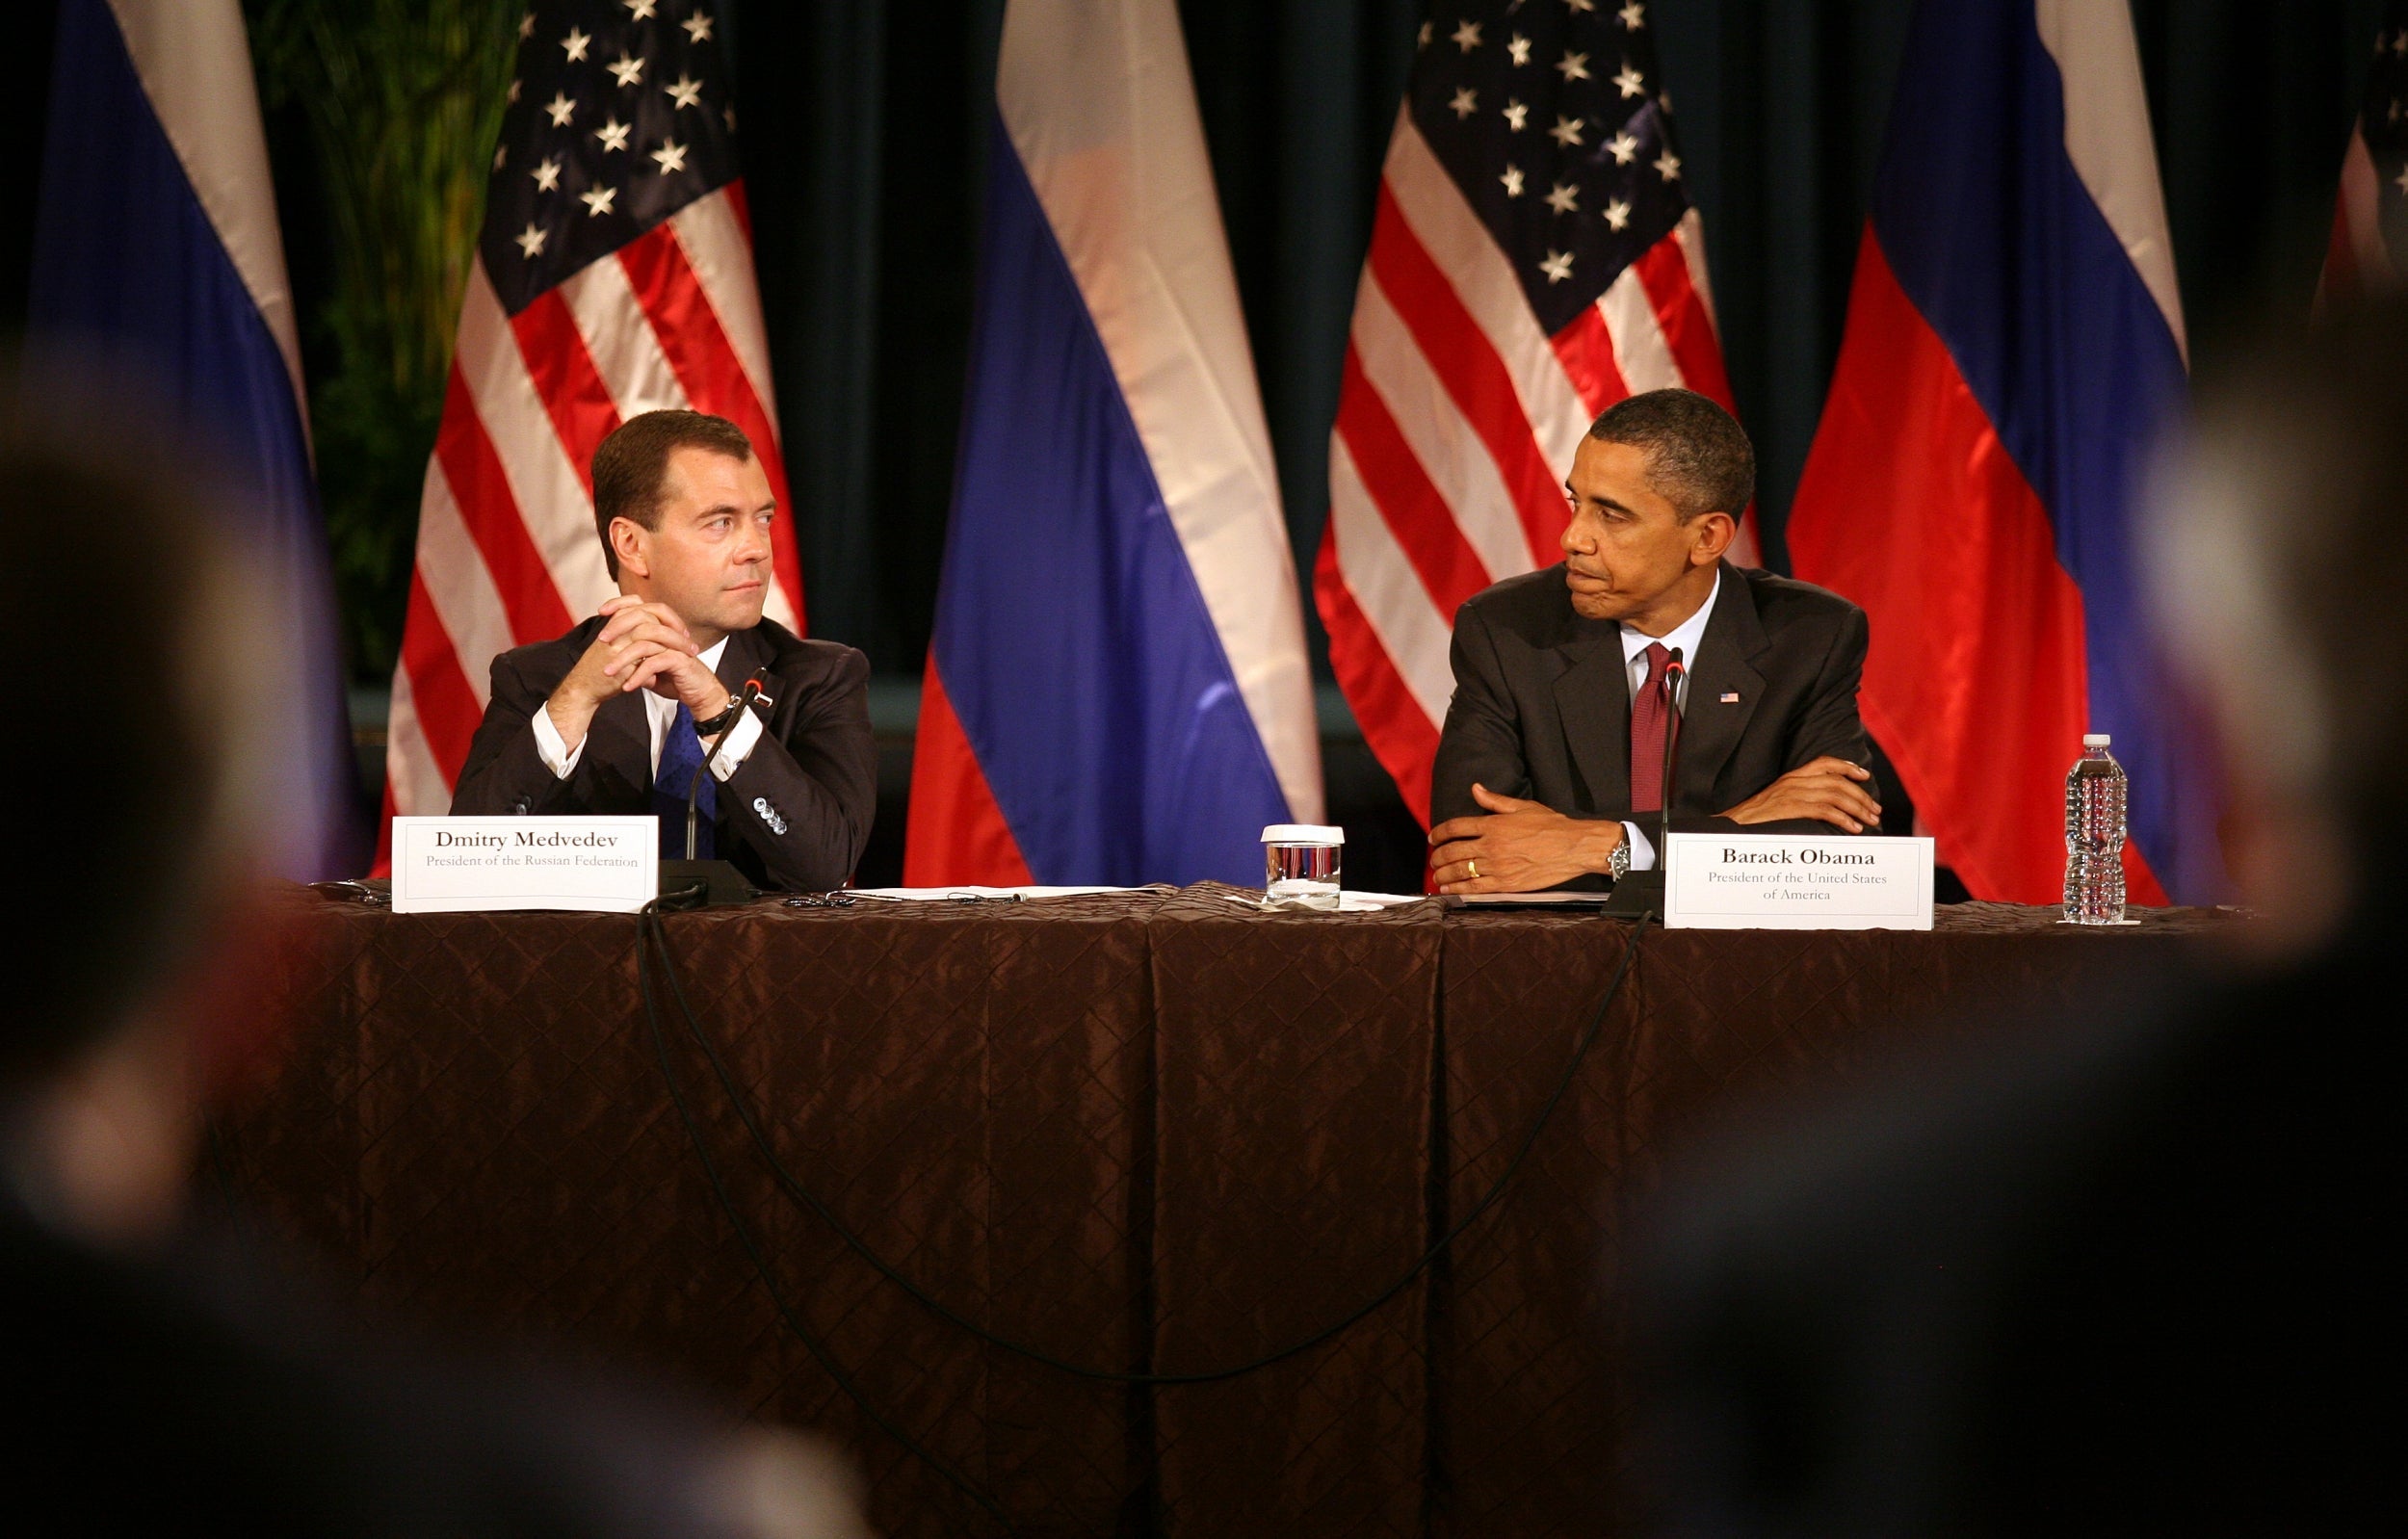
[1664,832,1933,930]
[390,816,657,914]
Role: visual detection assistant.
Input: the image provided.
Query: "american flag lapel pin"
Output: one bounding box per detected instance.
[1719,691,1741,703]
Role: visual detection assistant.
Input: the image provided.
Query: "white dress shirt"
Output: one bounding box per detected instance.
[528,636,766,783]
[1617,569,1720,872]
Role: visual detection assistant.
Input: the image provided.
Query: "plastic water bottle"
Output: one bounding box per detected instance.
[2062,733,2128,924]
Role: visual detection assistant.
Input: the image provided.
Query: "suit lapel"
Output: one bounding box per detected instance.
[1550,608,1633,813]
[1677,563,1767,808]
[717,626,765,697]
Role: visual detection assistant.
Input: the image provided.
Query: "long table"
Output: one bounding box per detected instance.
[222,886,2217,1537]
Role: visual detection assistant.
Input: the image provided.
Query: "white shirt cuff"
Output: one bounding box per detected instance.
[532,704,584,778]
[1621,821,1657,872]
[708,706,764,780]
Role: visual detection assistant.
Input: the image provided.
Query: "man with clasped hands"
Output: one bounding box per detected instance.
[451,410,874,892]
[1427,389,1874,895]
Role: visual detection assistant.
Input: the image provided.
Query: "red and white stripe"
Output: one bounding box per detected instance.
[2317,123,2396,313]
[1318,110,1756,825]
[379,183,800,859]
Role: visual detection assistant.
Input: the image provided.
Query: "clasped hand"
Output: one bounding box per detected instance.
[545,597,731,751]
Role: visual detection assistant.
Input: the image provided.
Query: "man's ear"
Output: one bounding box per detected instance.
[610,516,649,580]
[1691,510,1738,564]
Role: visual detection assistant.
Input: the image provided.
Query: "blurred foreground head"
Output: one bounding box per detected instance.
[0,366,288,1239]
[2145,296,2408,948]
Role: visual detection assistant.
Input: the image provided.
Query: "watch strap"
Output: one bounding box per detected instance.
[693,695,743,736]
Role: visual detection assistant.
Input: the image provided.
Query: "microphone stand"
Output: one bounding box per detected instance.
[659,673,766,908]
[1605,647,1684,916]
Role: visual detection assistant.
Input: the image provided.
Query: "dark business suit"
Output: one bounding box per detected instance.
[1431,561,1871,865]
[451,615,875,892]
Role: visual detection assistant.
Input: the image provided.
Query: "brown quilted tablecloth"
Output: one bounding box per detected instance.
[220,886,2224,1538]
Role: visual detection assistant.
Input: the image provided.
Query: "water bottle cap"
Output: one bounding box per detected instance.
[2081,733,2110,748]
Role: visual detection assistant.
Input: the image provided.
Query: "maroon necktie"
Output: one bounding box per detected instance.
[1629,641,1673,815]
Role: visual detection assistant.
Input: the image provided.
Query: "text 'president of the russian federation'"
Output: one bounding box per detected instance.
[450,409,875,892]
[1428,389,1874,895]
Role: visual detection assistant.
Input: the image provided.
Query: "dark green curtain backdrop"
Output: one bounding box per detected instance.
[718,0,2386,675]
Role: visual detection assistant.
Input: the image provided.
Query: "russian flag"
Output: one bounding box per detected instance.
[904,0,1322,886]
[30,0,361,880]
[1787,0,2222,905]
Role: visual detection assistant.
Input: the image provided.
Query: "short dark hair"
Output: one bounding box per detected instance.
[1,372,268,1084]
[1587,388,1754,520]
[590,409,754,578]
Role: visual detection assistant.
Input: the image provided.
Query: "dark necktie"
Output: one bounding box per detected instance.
[652,703,716,859]
[1629,641,1674,816]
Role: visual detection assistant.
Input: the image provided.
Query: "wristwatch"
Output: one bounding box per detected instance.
[694,692,745,736]
[1608,827,1632,883]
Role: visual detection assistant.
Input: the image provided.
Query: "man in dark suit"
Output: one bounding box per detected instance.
[451,410,874,892]
[1428,389,1876,894]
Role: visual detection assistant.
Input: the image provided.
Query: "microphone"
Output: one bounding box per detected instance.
[686,671,768,860]
[1658,646,1686,865]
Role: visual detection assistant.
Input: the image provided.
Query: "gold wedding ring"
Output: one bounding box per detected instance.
[1467,860,1479,880]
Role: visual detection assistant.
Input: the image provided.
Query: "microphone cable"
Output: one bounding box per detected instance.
[641,900,1651,1387]
[636,894,1015,1533]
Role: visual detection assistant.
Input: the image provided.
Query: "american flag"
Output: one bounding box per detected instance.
[2317,6,2408,308]
[1316,0,1754,826]
[381,0,798,849]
